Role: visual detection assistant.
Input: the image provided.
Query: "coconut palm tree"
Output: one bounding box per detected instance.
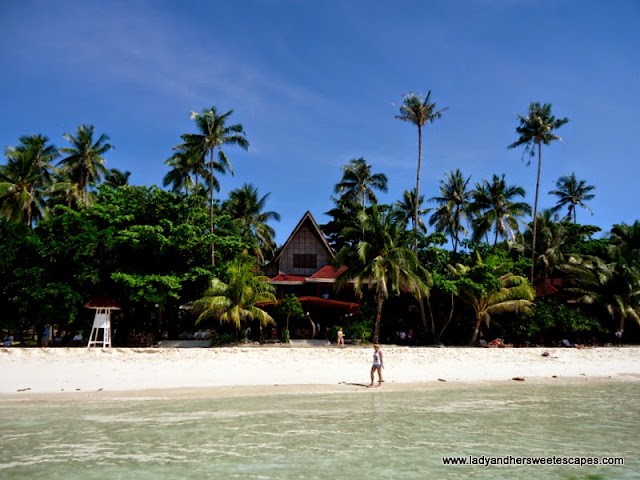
[561,255,640,341]
[549,173,595,223]
[428,169,471,253]
[508,102,569,282]
[223,183,281,263]
[334,157,388,208]
[335,205,430,343]
[58,124,113,206]
[0,135,58,225]
[104,168,131,187]
[448,262,535,345]
[193,256,276,332]
[396,91,448,251]
[173,107,249,266]
[163,149,211,196]
[469,173,531,246]
[525,210,567,294]
[394,188,429,234]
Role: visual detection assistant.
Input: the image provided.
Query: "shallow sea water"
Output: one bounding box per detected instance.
[0,381,638,479]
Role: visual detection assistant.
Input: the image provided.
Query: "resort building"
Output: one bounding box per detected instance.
[261,211,360,340]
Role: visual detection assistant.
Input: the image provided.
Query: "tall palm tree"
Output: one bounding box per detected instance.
[396,91,448,251]
[174,107,249,266]
[58,125,113,206]
[508,102,569,282]
[469,173,531,246]
[104,168,131,187]
[549,173,595,223]
[193,256,276,332]
[224,183,281,263]
[0,135,58,225]
[429,169,471,253]
[335,206,430,343]
[334,157,388,208]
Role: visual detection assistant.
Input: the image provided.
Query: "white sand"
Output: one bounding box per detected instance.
[1,346,639,397]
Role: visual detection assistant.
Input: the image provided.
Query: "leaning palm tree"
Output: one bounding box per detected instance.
[334,157,388,208]
[549,172,595,223]
[223,183,281,263]
[174,107,249,266]
[335,205,430,343]
[396,91,448,251]
[508,102,569,282]
[428,169,471,253]
[58,124,113,206]
[193,256,276,333]
[1,135,58,225]
[468,173,531,246]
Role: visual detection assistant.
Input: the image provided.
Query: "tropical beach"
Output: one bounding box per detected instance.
[2,346,639,398]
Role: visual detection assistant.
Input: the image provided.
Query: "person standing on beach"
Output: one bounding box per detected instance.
[369,344,384,387]
[337,327,345,347]
[42,324,50,347]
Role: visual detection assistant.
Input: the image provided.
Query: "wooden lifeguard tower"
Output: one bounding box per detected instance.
[85,294,121,348]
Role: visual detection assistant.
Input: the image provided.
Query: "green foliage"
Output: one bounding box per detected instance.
[278,294,304,319]
[193,256,276,330]
[346,319,373,342]
[515,298,604,342]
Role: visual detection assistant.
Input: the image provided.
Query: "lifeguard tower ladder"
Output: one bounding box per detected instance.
[85,295,121,349]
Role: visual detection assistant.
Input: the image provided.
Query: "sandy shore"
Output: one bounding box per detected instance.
[1,345,639,398]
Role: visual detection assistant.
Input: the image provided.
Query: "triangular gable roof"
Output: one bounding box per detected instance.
[267,211,334,273]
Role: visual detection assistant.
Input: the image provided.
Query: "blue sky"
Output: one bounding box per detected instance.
[1,0,638,245]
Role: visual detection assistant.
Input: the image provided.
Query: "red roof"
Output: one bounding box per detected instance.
[84,294,121,310]
[269,273,307,284]
[257,295,361,313]
[535,278,563,297]
[309,265,347,280]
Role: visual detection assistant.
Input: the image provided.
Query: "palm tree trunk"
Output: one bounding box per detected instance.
[414,125,422,253]
[373,292,384,343]
[469,314,483,346]
[530,143,542,283]
[210,148,216,266]
[418,296,429,334]
[438,293,455,340]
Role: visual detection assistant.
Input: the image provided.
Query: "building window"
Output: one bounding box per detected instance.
[293,254,317,269]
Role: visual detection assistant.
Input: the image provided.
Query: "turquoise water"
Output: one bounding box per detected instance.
[0,382,638,479]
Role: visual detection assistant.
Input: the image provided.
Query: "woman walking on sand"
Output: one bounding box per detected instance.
[369,344,384,387]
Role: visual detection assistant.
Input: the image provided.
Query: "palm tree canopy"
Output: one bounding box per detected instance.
[193,257,275,330]
[507,102,569,162]
[469,173,531,245]
[224,183,281,263]
[1,134,58,224]
[178,106,249,176]
[104,168,131,187]
[396,91,449,128]
[58,124,113,205]
[428,169,471,252]
[334,157,388,207]
[549,172,595,223]
[336,206,429,299]
[394,188,429,233]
